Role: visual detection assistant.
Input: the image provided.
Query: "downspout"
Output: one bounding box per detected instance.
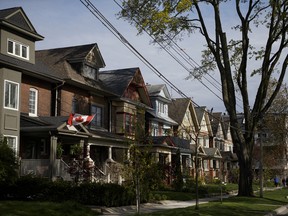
[53,81,65,116]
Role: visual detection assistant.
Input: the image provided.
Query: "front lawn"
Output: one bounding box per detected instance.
[144,188,288,216]
[0,201,100,216]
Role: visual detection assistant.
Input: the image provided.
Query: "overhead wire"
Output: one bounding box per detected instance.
[79,0,193,102]
[78,0,244,133]
[113,0,244,110]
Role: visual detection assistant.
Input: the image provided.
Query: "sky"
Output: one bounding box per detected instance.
[2,0,285,113]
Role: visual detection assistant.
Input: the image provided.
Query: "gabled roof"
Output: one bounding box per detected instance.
[99,67,151,107]
[36,43,105,79]
[194,106,213,135]
[36,43,114,96]
[210,112,222,136]
[195,106,206,123]
[146,84,171,102]
[0,7,43,40]
[190,144,206,156]
[168,98,199,130]
[203,147,222,159]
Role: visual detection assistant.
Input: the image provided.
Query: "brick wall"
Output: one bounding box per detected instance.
[21,75,53,116]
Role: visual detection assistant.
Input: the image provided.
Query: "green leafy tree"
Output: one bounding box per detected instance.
[119,0,288,196]
[122,108,160,214]
[0,136,18,185]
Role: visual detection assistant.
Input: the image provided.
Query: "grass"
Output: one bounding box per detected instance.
[0,201,100,216]
[152,183,239,201]
[0,185,287,216]
[143,188,288,216]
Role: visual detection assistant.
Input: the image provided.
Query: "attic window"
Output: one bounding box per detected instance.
[7,39,29,60]
[82,64,98,80]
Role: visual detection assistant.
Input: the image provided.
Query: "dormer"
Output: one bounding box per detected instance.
[146,84,172,118]
[0,7,44,64]
[67,44,106,81]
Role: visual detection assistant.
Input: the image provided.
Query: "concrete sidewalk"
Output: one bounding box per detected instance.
[94,194,232,215]
[89,189,288,216]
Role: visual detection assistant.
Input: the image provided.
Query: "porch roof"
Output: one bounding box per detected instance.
[147,136,192,153]
[21,114,131,143]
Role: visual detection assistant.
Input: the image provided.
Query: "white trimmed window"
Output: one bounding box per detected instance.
[29,88,38,116]
[7,39,29,60]
[4,80,19,110]
[4,135,17,154]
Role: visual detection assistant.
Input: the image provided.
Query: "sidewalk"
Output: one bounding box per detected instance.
[89,188,288,216]
[92,194,232,215]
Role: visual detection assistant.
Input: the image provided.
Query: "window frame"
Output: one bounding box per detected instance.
[7,39,29,60]
[29,88,38,116]
[125,113,135,135]
[4,135,18,154]
[90,104,103,128]
[4,80,19,110]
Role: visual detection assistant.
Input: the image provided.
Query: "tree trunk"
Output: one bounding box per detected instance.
[237,155,254,196]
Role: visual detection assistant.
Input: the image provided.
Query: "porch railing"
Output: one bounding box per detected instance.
[20,159,50,177]
[20,159,72,181]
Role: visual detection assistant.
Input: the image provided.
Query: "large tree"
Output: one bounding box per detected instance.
[119,0,288,196]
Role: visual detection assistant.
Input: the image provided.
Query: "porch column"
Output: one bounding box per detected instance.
[86,143,91,158]
[84,143,95,182]
[167,152,172,164]
[108,146,112,161]
[50,136,58,181]
[107,146,112,183]
[154,152,159,163]
[79,139,84,159]
[188,155,192,167]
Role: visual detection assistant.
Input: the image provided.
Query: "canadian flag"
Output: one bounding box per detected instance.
[67,113,95,126]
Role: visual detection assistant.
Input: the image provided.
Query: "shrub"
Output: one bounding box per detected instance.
[9,175,50,200]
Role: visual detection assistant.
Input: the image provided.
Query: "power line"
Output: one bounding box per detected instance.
[113,0,244,110]
[80,0,193,102]
[78,0,243,133]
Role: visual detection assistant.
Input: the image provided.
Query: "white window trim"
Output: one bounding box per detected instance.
[4,79,19,111]
[29,88,38,117]
[3,135,18,155]
[7,38,29,60]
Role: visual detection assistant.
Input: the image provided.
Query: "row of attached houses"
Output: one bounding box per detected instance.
[0,7,238,184]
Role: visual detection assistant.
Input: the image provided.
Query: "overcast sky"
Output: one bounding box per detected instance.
[2,0,285,113]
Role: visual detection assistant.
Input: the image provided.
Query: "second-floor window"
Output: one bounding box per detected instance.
[29,88,38,116]
[82,64,97,80]
[8,39,29,60]
[91,105,102,127]
[4,80,19,110]
[72,98,79,113]
[125,113,135,134]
